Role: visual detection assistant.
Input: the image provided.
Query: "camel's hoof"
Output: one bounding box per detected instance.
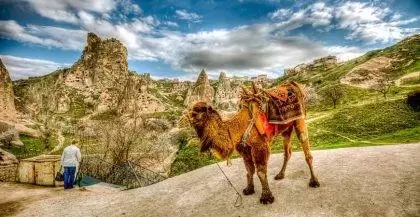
[259,193,275,204]
[309,178,320,188]
[274,173,285,180]
[243,187,255,195]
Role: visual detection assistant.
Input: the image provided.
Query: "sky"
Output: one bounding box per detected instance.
[0,0,419,81]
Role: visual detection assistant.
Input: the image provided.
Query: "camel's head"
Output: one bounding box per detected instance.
[187,102,219,152]
[187,101,215,128]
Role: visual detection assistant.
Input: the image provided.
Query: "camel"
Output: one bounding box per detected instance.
[187,82,320,204]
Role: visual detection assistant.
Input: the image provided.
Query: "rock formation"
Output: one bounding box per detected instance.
[184,69,214,106]
[0,59,25,146]
[0,59,17,122]
[61,33,129,112]
[14,33,166,116]
[214,72,238,110]
[0,148,18,166]
[285,55,338,76]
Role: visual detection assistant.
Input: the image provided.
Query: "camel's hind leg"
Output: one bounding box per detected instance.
[240,145,255,195]
[274,126,293,180]
[252,145,274,204]
[294,118,320,188]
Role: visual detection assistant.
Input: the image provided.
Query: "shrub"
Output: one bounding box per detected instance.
[406,90,420,111]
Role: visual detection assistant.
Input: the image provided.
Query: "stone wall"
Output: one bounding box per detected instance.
[0,164,17,182]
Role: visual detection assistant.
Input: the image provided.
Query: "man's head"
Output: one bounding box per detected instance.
[71,139,78,147]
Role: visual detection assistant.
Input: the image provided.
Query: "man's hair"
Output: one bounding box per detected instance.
[71,139,78,145]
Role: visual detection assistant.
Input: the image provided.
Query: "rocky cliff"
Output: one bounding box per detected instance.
[14,33,166,117]
[0,59,17,122]
[60,33,129,112]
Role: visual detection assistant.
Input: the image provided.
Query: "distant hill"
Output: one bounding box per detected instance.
[276,34,420,88]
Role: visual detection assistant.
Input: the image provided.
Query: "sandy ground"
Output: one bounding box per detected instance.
[1,143,419,217]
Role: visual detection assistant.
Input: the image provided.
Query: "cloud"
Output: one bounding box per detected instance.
[269,1,419,43]
[335,2,419,43]
[0,20,86,50]
[1,55,67,80]
[163,21,179,28]
[269,2,333,31]
[175,9,202,23]
[268,9,291,21]
[169,25,366,77]
[23,0,141,24]
[308,2,333,27]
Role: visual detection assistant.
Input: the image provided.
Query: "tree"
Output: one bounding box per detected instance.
[372,75,394,99]
[321,84,345,109]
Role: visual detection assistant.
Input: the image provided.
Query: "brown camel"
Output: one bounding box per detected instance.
[187,83,320,204]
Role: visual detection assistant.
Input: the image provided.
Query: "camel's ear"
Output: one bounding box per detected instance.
[241,86,252,95]
[252,82,259,94]
[206,105,214,115]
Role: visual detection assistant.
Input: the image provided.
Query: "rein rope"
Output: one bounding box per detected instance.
[216,162,243,208]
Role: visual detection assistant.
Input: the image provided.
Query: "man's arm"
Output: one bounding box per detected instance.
[76,148,82,163]
[61,149,65,165]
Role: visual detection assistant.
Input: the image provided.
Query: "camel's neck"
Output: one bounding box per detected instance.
[227,108,253,144]
[200,108,251,159]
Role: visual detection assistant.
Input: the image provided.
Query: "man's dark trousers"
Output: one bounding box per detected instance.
[63,166,76,189]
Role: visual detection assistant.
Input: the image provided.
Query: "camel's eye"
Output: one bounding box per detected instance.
[194,107,206,113]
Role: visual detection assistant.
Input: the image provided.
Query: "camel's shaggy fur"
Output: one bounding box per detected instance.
[188,82,320,204]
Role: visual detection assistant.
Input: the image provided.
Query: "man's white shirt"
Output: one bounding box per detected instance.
[61,145,82,167]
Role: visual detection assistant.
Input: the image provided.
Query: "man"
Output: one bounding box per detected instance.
[60,140,82,189]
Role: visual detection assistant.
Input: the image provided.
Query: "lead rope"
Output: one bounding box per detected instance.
[216,162,243,208]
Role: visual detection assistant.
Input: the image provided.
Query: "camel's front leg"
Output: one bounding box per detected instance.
[238,145,255,195]
[295,119,320,188]
[252,145,274,204]
[275,127,293,180]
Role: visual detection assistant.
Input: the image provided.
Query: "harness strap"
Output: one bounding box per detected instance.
[240,115,256,148]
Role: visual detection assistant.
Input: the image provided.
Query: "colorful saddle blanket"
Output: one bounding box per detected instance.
[266,84,304,124]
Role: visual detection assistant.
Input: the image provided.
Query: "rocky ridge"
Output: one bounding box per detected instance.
[0,59,17,122]
[284,55,338,76]
[214,72,240,110]
[184,69,215,106]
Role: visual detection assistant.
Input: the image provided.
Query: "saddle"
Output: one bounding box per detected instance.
[266,82,305,124]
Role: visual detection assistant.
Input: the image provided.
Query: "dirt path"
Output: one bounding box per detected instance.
[395,71,420,87]
[2,143,419,217]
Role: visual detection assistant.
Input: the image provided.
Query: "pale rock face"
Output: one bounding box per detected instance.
[0,59,17,122]
[340,56,394,88]
[184,69,214,106]
[63,33,129,112]
[56,94,71,113]
[214,72,239,111]
[0,148,18,165]
[121,73,166,114]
